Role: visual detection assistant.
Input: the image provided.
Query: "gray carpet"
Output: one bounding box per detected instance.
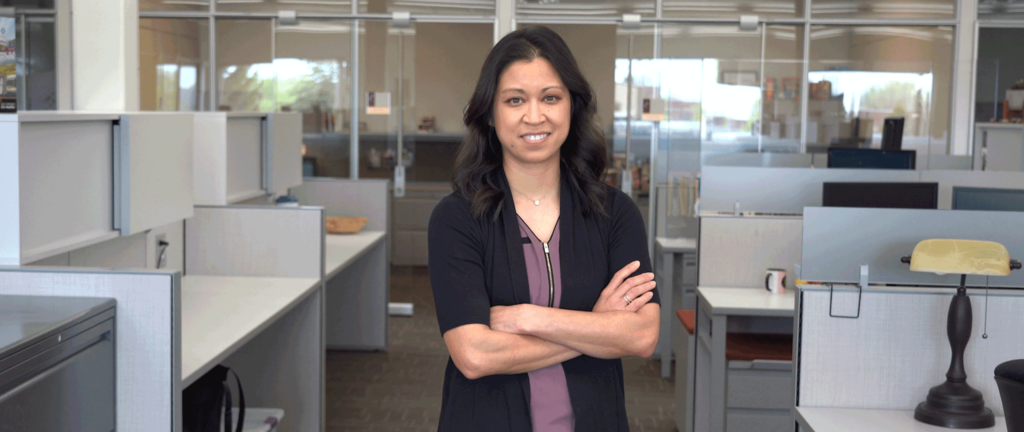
[326,266,677,431]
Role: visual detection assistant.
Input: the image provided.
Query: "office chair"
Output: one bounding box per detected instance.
[996,360,1024,432]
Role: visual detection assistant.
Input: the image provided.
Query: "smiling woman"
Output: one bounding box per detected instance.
[429,26,661,432]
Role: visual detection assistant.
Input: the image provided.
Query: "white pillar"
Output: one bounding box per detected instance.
[495,0,514,44]
[71,0,139,111]
[951,0,978,156]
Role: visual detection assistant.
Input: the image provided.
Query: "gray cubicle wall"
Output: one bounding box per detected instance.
[290,178,390,232]
[802,207,1024,288]
[700,167,920,214]
[185,206,324,279]
[0,267,180,432]
[698,216,803,288]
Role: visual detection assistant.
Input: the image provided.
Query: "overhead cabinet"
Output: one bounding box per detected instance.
[193,112,303,205]
[0,112,194,265]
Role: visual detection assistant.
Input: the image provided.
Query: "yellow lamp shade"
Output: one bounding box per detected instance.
[909,239,1012,276]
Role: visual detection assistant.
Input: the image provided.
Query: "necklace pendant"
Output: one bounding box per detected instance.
[533,200,540,206]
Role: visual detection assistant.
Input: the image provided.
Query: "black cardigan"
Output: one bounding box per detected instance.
[428,168,659,432]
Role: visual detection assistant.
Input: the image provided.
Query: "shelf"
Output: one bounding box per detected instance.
[1,113,194,265]
[180,275,321,386]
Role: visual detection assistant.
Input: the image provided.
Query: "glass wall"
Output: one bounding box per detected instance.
[5,0,58,111]
[975,28,1024,123]
[22,17,56,110]
[140,19,209,111]
[808,26,953,163]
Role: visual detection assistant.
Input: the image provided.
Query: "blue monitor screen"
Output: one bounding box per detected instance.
[952,187,1024,212]
[827,148,916,170]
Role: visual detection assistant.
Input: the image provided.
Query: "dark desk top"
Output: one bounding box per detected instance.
[0,295,116,361]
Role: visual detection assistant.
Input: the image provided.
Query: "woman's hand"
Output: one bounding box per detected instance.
[592,261,656,313]
[490,304,533,335]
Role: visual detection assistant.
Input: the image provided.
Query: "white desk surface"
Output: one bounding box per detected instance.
[795,407,1006,432]
[324,230,386,279]
[181,275,321,387]
[696,286,795,317]
[655,236,698,253]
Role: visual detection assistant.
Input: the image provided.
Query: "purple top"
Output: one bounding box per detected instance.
[518,216,574,432]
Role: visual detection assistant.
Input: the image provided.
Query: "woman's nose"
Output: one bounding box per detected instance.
[523,101,545,124]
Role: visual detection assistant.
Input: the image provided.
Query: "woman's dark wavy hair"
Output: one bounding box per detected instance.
[453,26,608,220]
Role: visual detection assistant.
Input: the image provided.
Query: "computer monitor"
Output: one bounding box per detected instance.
[952,187,1024,211]
[822,182,939,209]
[827,148,916,170]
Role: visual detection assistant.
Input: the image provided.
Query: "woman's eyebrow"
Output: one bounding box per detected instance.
[499,86,566,95]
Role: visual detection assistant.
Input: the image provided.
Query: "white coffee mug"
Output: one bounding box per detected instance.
[765,268,787,294]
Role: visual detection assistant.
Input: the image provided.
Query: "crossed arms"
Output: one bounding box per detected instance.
[443,261,660,380]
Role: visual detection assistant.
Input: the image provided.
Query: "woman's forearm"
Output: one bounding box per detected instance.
[518,304,660,359]
[444,324,582,379]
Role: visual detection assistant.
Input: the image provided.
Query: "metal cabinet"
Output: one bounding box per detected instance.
[0,296,116,432]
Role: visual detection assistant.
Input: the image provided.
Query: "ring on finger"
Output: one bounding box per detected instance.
[623,294,632,304]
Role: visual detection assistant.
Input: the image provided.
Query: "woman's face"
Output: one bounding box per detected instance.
[492,58,571,167]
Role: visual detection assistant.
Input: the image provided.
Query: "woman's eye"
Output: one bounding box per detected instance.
[544,95,559,102]
[508,97,523,104]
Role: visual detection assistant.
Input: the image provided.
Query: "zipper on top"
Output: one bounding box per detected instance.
[518,216,558,308]
[543,242,554,308]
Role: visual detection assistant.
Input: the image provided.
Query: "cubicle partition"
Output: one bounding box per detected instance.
[698,216,803,289]
[291,178,390,350]
[184,205,325,432]
[0,267,180,432]
[796,208,1024,424]
[700,166,1024,214]
[699,166,921,214]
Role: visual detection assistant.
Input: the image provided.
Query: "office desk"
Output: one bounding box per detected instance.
[325,231,386,279]
[795,407,1007,432]
[655,236,698,378]
[182,275,324,432]
[323,230,389,350]
[696,287,795,432]
[181,275,321,386]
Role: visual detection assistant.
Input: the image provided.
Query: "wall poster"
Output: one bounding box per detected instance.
[0,17,15,113]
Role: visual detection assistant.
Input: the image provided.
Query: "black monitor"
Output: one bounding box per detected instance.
[827,148,916,170]
[952,187,1024,211]
[823,182,939,209]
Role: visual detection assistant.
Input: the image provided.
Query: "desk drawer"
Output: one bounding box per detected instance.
[726,409,792,432]
[726,365,792,410]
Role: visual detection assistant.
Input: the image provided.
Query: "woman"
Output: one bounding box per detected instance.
[428,26,660,432]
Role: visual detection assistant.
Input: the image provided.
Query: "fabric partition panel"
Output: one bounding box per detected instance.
[290,178,391,232]
[797,286,1024,415]
[184,206,323,279]
[698,216,803,288]
[0,267,180,432]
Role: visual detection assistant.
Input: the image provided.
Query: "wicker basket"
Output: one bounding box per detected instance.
[325,217,368,235]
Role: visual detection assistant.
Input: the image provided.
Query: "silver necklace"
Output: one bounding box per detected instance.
[510,186,552,206]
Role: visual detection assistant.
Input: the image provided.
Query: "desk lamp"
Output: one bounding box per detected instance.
[901,239,1022,429]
